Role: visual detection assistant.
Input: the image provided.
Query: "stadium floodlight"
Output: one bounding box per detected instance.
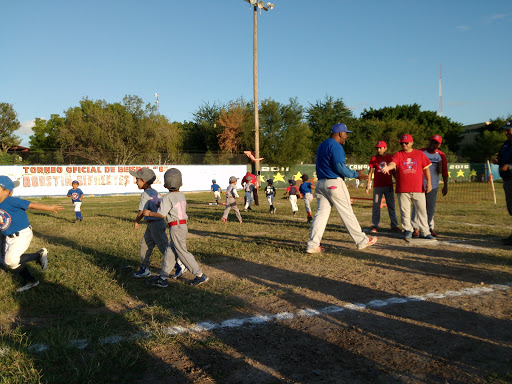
[241,0,274,185]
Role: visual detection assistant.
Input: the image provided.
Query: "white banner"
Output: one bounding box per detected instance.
[0,165,247,197]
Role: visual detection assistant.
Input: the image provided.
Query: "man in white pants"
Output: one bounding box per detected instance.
[381,134,435,240]
[306,123,377,253]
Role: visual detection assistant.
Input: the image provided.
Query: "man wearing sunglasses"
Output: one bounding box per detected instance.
[381,134,435,240]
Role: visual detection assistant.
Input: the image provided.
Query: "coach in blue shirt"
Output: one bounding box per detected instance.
[306,123,377,253]
[493,119,512,245]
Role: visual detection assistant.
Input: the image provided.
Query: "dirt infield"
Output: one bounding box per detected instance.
[139,232,512,383]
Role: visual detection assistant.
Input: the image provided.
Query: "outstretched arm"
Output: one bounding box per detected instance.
[28,202,64,212]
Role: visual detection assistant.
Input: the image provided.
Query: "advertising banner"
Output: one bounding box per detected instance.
[0,165,247,197]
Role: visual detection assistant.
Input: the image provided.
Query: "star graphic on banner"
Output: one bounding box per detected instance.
[293,171,302,180]
[470,169,477,177]
[456,169,465,178]
[448,171,451,178]
[259,174,265,183]
[273,172,285,183]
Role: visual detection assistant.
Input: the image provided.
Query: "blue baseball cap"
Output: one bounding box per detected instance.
[0,176,20,191]
[331,123,352,134]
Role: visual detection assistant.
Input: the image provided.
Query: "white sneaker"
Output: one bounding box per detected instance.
[38,248,48,271]
[16,280,40,293]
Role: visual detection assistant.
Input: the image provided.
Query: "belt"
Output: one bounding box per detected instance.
[7,225,31,238]
[169,220,187,227]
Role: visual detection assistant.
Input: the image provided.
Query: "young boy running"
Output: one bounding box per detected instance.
[0,176,64,292]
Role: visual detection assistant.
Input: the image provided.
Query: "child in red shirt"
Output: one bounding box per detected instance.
[366,141,400,233]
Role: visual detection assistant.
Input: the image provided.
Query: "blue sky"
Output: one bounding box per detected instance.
[2,0,511,146]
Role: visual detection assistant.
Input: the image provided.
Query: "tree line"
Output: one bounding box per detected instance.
[0,96,510,166]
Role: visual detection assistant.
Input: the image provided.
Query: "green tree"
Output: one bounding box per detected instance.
[182,102,222,153]
[360,103,464,153]
[461,117,511,162]
[306,96,355,151]
[344,119,425,163]
[60,96,178,164]
[0,102,21,152]
[259,98,312,166]
[29,115,65,164]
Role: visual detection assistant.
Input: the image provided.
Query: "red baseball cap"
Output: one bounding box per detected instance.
[375,141,387,148]
[400,134,413,143]
[430,135,442,144]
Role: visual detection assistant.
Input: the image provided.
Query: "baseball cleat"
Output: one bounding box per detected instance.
[37,248,48,271]
[359,236,378,250]
[305,246,325,254]
[16,280,39,293]
[133,267,151,278]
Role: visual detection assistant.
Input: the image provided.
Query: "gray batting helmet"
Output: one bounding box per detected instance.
[164,168,182,191]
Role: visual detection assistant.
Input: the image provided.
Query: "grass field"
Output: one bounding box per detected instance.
[0,183,511,383]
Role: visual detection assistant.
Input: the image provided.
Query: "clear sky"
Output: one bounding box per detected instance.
[2,0,511,146]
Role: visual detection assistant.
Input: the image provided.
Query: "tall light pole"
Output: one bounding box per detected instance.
[243,0,274,184]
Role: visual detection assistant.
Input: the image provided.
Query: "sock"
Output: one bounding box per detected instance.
[14,265,37,283]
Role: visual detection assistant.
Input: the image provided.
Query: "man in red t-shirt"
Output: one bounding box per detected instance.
[366,141,400,233]
[381,134,434,240]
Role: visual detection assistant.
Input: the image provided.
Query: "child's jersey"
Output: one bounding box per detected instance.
[157,191,188,224]
[299,182,312,195]
[211,183,221,192]
[67,188,84,203]
[265,185,276,197]
[286,185,298,196]
[139,188,164,222]
[368,154,394,188]
[226,184,239,199]
[244,183,255,193]
[0,196,31,236]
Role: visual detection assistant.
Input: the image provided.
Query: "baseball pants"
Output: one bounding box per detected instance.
[244,191,253,209]
[303,192,313,213]
[398,192,429,235]
[213,191,221,203]
[504,179,512,216]
[307,178,369,250]
[161,224,202,279]
[222,197,242,222]
[289,195,298,212]
[372,187,398,228]
[411,188,438,231]
[140,219,169,268]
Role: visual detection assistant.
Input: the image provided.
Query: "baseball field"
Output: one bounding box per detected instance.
[1,184,511,383]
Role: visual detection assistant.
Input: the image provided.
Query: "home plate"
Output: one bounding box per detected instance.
[405,238,439,245]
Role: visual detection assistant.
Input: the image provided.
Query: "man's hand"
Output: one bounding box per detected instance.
[134,222,140,230]
[426,182,432,194]
[365,186,370,195]
[357,170,368,181]
[442,184,448,196]
[499,164,510,172]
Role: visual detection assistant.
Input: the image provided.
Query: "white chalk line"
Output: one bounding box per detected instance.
[19,282,511,353]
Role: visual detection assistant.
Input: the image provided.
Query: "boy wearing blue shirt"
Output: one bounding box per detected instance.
[210,179,222,205]
[0,176,64,292]
[67,180,84,222]
[299,174,315,223]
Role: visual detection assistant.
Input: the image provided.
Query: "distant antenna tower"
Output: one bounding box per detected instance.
[154,93,159,112]
[438,64,443,117]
